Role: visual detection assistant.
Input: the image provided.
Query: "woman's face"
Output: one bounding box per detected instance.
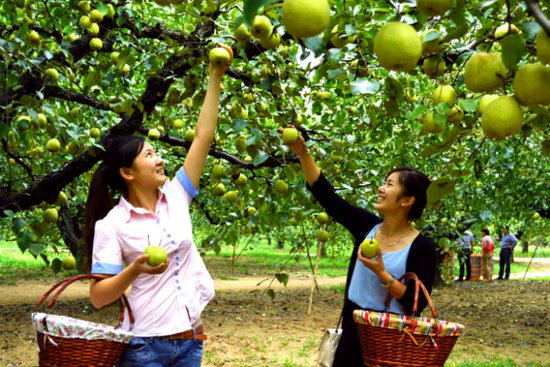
[125,142,167,189]
[374,172,410,215]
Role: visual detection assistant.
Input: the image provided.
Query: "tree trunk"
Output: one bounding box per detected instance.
[522,240,529,253]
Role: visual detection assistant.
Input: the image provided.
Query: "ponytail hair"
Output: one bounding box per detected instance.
[83,135,145,267]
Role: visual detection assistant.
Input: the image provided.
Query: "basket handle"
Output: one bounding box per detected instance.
[36,274,135,329]
[384,272,437,318]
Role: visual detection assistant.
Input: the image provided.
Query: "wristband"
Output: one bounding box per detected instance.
[382,276,395,289]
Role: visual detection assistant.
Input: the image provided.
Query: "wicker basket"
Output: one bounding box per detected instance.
[33,274,135,367]
[354,273,464,367]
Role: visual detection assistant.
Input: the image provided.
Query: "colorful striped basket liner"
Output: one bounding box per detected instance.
[33,274,135,367]
[353,272,464,367]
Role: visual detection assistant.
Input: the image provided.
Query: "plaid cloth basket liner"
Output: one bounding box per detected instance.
[353,310,464,338]
[32,312,134,348]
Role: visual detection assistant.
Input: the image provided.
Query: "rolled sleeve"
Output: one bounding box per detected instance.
[91,219,123,275]
[176,166,199,199]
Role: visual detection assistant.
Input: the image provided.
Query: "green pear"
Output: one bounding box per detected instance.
[172,119,184,129]
[481,96,523,140]
[422,56,445,77]
[464,52,506,93]
[374,23,421,72]
[247,207,257,216]
[148,128,161,141]
[37,113,48,127]
[77,1,90,13]
[274,179,288,194]
[213,183,226,197]
[43,208,58,223]
[89,37,103,51]
[79,16,92,29]
[212,164,225,179]
[234,23,251,43]
[446,106,464,124]
[117,64,130,77]
[62,255,77,271]
[259,32,281,50]
[46,138,61,153]
[209,47,231,68]
[251,15,272,39]
[87,22,100,36]
[242,227,252,235]
[317,230,329,242]
[316,212,329,225]
[55,192,68,206]
[423,113,444,133]
[70,107,80,120]
[235,174,247,187]
[512,63,550,106]
[235,135,246,153]
[330,25,356,48]
[477,94,500,115]
[45,68,59,83]
[420,29,443,54]
[184,129,195,143]
[27,30,40,46]
[110,52,120,65]
[417,0,454,17]
[533,212,541,220]
[432,85,456,108]
[543,140,550,157]
[225,191,238,203]
[360,239,380,259]
[90,127,100,138]
[536,29,550,65]
[90,9,103,23]
[281,128,298,145]
[144,246,167,266]
[282,0,330,39]
[494,23,519,41]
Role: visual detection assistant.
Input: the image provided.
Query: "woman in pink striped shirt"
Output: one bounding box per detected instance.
[82,44,233,366]
[481,229,495,281]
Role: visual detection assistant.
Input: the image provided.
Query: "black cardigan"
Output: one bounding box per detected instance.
[307,172,436,315]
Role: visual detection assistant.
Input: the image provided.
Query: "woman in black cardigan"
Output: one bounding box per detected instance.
[283,127,436,367]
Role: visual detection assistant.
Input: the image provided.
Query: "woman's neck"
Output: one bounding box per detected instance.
[380,215,411,236]
[126,186,159,213]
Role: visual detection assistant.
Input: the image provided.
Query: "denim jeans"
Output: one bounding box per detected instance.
[116,324,204,367]
[498,248,512,279]
[458,248,472,280]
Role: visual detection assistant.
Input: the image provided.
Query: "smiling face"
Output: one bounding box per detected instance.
[121,142,166,190]
[374,172,413,216]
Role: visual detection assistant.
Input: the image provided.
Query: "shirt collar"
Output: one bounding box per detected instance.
[117,189,167,223]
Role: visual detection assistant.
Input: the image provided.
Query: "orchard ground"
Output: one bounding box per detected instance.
[1,249,550,367]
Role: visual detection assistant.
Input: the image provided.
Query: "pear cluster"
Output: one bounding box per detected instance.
[251,16,280,50]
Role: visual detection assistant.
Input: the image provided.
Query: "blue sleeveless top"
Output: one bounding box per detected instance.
[348,223,411,314]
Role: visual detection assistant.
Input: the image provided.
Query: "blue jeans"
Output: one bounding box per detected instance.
[116,324,204,367]
[498,248,512,279]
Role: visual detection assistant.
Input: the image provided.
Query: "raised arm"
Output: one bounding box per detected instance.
[184,44,233,188]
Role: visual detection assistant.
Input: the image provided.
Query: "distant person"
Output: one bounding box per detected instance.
[457,230,474,281]
[481,229,495,281]
[496,225,517,280]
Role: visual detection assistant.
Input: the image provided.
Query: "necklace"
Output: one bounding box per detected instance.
[379,225,413,247]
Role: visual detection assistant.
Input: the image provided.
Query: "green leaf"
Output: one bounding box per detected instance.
[254,153,269,166]
[266,288,275,300]
[212,244,221,256]
[328,69,346,80]
[97,2,109,15]
[522,21,541,40]
[501,34,527,69]
[11,218,27,235]
[480,210,492,222]
[4,210,15,218]
[304,35,325,57]
[458,99,477,112]
[17,230,34,253]
[423,31,442,42]
[29,243,44,257]
[350,79,380,95]
[409,105,426,120]
[419,145,443,158]
[117,49,131,69]
[116,16,126,27]
[275,273,289,287]
[261,76,277,91]
[427,177,456,204]
[51,258,63,274]
[233,119,249,132]
[0,123,9,139]
[243,0,277,28]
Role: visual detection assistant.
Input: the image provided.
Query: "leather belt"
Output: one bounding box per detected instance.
[163,325,207,340]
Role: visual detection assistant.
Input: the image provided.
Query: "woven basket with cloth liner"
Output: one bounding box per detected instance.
[32,274,135,367]
[354,272,464,367]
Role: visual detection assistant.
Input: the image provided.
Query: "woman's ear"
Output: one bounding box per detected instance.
[119,167,133,182]
[401,196,415,208]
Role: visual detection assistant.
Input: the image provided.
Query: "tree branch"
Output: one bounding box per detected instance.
[525,0,550,36]
[44,86,113,111]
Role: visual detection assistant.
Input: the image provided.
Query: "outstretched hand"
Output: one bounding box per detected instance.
[279,124,309,157]
[133,254,170,275]
[210,43,234,76]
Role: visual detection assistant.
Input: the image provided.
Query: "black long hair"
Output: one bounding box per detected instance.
[83,135,145,267]
[386,167,431,220]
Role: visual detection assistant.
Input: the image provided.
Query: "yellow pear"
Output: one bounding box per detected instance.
[464,52,506,93]
[251,16,272,39]
[234,23,251,43]
[209,47,231,68]
[89,38,103,51]
[432,85,456,108]
[536,29,550,65]
[374,23,421,72]
[90,9,104,23]
[446,106,464,124]
[282,0,330,39]
[494,23,519,41]
[481,96,523,140]
[477,94,500,115]
[423,113,444,133]
[422,56,445,77]
[331,25,355,48]
[259,32,280,50]
[420,29,443,54]
[513,63,550,106]
[417,0,454,17]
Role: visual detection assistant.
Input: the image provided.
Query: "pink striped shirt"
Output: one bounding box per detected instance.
[91,167,214,337]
